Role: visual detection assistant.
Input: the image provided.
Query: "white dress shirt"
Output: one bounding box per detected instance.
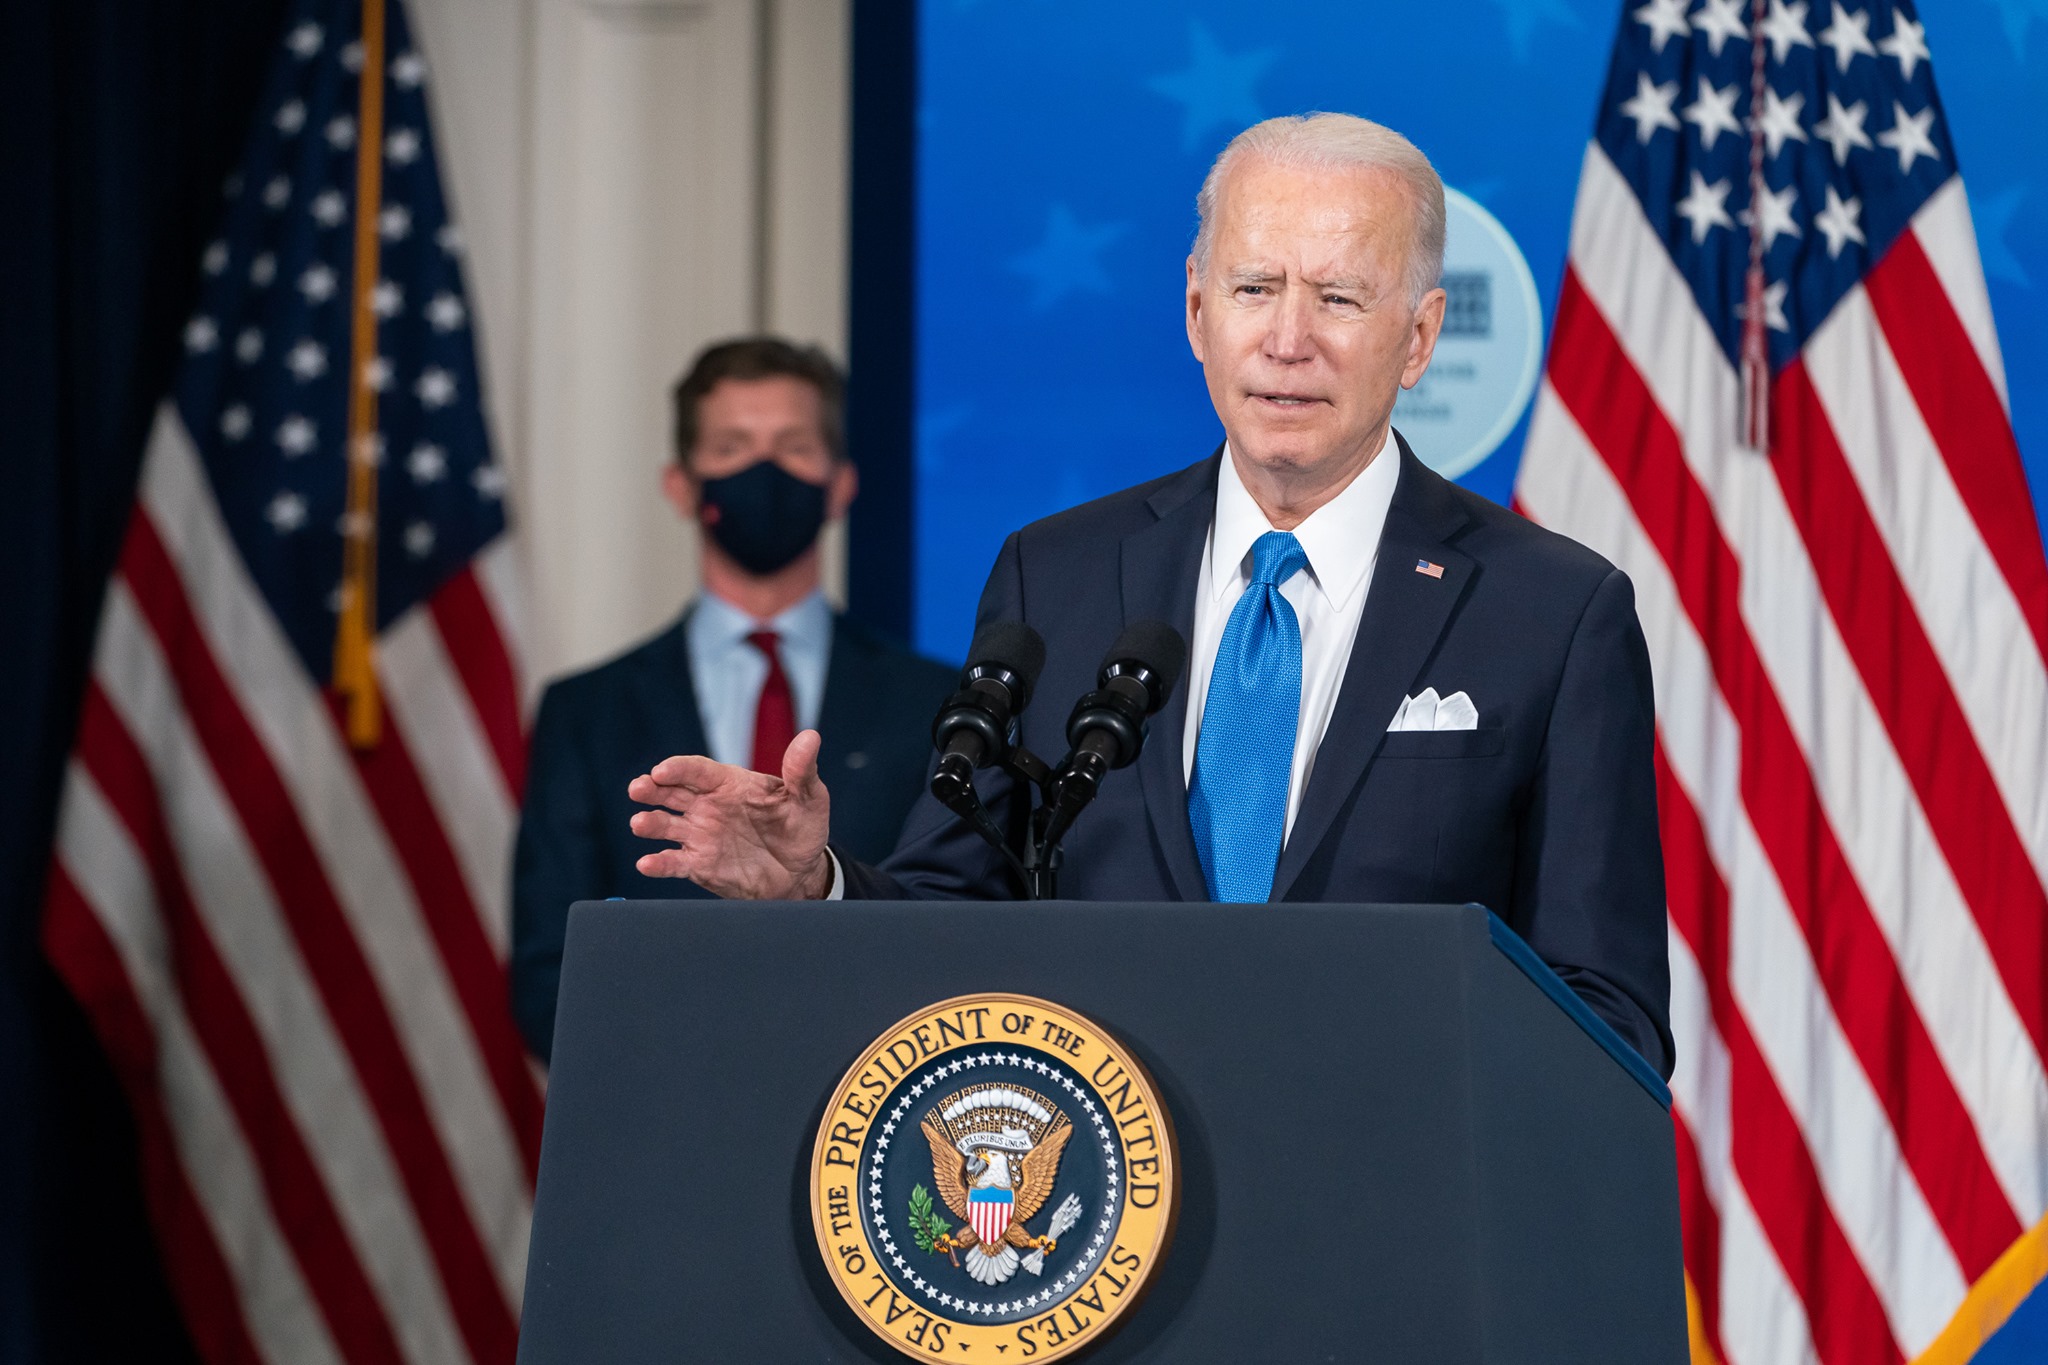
[1182,431,1400,843]
[686,589,833,768]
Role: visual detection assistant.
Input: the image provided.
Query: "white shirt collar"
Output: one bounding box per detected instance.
[1206,428,1401,614]
[692,587,832,650]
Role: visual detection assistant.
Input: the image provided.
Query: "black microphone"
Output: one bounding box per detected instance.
[1041,620,1187,848]
[930,621,1047,808]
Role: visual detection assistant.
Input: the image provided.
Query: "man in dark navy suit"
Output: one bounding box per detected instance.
[511,338,955,1060]
[625,117,1673,1078]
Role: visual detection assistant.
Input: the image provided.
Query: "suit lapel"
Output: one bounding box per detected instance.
[1121,454,1220,903]
[1272,437,1476,900]
[631,609,710,761]
[814,616,872,769]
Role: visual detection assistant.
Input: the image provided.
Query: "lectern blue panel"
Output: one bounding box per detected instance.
[517,901,1686,1363]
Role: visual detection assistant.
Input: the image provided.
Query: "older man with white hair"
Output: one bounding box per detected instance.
[625,113,1673,1077]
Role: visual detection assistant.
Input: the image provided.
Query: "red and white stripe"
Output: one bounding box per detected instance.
[971,1195,1013,1249]
[45,409,541,1365]
[1518,143,2048,1365]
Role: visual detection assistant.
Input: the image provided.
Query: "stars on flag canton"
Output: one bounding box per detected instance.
[1596,0,1954,370]
[175,0,504,683]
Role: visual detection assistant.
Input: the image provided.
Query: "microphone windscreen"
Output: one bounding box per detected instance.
[964,620,1048,699]
[1104,619,1187,700]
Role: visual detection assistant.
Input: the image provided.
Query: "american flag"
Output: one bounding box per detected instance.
[42,2,540,1362]
[1516,2,2048,1362]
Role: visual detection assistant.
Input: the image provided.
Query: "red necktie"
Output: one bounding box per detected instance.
[747,629,797,775]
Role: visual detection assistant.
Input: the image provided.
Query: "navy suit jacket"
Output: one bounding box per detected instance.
[511,609,957,1059]
[842,438,1673,1077]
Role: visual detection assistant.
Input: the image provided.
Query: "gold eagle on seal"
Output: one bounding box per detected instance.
[917,1083,1076,1286]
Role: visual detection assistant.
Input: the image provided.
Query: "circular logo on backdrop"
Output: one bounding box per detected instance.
[1392,186,1545,480]
[810,994,1177,1360]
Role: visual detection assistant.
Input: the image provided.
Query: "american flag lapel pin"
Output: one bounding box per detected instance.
[1415,559,1445,579]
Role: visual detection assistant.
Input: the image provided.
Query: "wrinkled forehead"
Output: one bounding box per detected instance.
[1207,157,1418,282]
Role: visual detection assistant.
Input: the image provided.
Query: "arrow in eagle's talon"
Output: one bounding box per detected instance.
[1022,1194,1084,1275]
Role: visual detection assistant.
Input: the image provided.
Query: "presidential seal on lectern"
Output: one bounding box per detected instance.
[811,993,1178,1360]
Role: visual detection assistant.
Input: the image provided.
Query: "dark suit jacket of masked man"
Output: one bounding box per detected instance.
[513,612,955,1060]
[837,433,1674,1079]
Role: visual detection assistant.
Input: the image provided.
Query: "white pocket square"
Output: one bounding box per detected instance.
[1388,688,1479,732]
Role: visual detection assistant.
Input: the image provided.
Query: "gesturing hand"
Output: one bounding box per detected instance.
[627,730,834,900]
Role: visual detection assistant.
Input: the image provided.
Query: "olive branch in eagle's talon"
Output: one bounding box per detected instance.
[907,1184,960,1266]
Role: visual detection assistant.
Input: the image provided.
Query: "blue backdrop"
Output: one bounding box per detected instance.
[911,0,2048,663]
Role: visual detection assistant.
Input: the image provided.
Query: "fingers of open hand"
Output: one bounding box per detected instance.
[626,773,691,811]
[648,753,731,791]
[634,847,697,880]
[629,808,690,845]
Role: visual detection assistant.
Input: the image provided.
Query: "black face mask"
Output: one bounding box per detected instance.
[697,460,830,576]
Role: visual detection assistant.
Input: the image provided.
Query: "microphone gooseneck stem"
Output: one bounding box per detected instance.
[929,750,976,808]
[1022,807,1063,900]
[1036,746,1109,853]
[933,769,1030,888]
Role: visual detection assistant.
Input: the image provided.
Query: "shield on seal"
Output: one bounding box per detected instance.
[968,1187,1013,1247]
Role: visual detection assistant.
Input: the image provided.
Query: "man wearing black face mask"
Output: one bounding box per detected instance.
[509,338,956,1061]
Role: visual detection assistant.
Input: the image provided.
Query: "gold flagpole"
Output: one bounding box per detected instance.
[335,0,387,747]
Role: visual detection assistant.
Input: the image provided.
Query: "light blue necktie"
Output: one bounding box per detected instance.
[1190,531,1308,902]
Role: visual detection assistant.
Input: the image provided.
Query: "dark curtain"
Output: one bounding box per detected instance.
[846,0,919,646]
[0,1,288,1359]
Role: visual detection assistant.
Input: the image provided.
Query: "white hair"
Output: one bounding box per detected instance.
[1191,112,1447,305]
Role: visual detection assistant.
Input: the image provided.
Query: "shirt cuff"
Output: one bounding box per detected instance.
[823,847,846,901]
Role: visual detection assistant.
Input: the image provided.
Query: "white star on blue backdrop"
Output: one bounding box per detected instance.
[1975,184,2031,285]
[1008,205,1130,310]
[1985,0,2048,58]
[1147,21,1278,153]
[1491,0,1584,62]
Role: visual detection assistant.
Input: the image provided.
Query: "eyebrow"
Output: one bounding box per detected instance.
[1220,265,1377,295]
